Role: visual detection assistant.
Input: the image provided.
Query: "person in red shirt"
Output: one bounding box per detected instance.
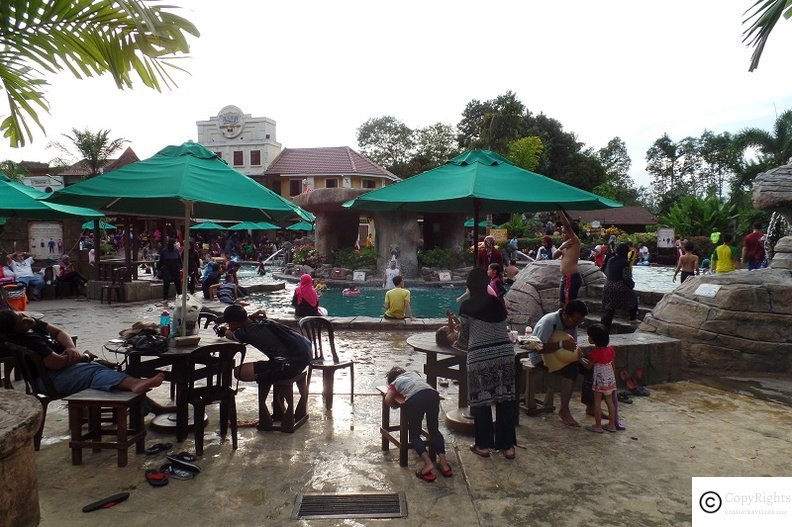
[476,235,503,270]
[581,324,618,433]
[741,222,766,270]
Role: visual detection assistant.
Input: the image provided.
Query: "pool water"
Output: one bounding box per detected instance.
[631,265,676,293]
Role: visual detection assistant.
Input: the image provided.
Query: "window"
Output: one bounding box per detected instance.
[214,152,222,159]
[265,134,271,139]
[250,150,261,166]
[325,178,338,188]
[233,151,244,166]
[362,178,376,189]
[289,179,302,196]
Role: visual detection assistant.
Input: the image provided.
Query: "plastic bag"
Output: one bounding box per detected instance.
[173,294,202,336]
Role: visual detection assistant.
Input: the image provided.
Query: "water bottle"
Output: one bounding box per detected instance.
[159,310,170,337]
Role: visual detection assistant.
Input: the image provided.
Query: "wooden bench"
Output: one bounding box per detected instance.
[63,389,146,467]
[257,370,309,433]
[377,386,444,467]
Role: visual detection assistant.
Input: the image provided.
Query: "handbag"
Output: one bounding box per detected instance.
[128,334,168,354]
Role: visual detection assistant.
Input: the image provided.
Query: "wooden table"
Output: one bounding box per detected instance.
[406,333,526,431]
[110,335,240,442]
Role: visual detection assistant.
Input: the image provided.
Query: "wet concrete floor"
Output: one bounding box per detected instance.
[13,299,792,526]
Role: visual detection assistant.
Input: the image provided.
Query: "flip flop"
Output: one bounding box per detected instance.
[160,463,195,480]
[167,453,200,473]
[237,419,259,428]
[415,469,436,482]
[630,385,651,397]
[585,425,604,433]
[469,444,491,458]
[602,426,617,433]
[437,465,453,477]
[144,442,173,455]
[617,391,633,404]
[145,469,169,487]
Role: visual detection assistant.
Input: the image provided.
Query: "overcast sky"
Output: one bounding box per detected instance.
[2,0,791,189]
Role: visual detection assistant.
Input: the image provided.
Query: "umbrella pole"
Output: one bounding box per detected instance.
[472,199,481,267]
[179,201,191,337]
[93,219,101,281]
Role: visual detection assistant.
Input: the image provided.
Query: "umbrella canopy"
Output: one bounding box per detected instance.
[0,175,103,220]
[228,221,279,231]
[343,149,621,213]
[286,221,314,231]
[464,219,488,228]
[45,141,314,222]
[190,221,227,230]
[81,220,116,230]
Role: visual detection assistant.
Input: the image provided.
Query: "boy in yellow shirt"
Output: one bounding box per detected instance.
[712,234,738,273]
[384,275,413,319]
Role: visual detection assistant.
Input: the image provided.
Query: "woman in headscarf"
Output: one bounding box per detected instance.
[460,268,517,460]
[476,235,503,270]
[57,254,88,286]
[600,243,639,330]
[292,273,320,318]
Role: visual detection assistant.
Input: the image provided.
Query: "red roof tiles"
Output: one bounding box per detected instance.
[265,147,398,180]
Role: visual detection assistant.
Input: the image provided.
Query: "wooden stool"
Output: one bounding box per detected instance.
[377,386,443,467]
[520,361,558,416]
[63,389,146,467]
[257,371,309,433]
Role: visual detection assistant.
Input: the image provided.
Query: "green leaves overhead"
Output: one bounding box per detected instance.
[0,0,200,147]
[742,0,792,71]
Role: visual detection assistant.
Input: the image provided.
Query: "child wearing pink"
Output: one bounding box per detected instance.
[585,324,617,433]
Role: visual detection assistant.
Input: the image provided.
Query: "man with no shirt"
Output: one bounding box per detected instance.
[553,211,582,306]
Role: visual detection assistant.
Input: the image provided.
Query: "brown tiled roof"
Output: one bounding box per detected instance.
[59,147,139,176]
[264,147,399,180]
[567,206,657,226]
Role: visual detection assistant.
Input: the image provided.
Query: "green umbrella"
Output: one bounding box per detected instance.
[228,221,279,231]
[0,175,103,220]
[46,141,314,335]
[343,149,621,263]
[190,221,227,230]
[464,219,488,228]
[286,221,314,231]
[81,220,116,230]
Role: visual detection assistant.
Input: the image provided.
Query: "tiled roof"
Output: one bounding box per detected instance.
[567,206,657,226]
[264,147,399,180]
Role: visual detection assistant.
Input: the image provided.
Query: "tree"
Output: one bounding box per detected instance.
[48,128,128,177]
[743,0,792,71]
[659,195,738,238]
[593,137,640,205]
[356,116,415,175]
[507,136,543,171]
[734,109,792,192]
[0,160,28,180]
[0,0,199,147]
[523,112,583,182]
[697,130,742,198]
[645,134,703,205]
[407,122,459,175]
[457,91,525,153]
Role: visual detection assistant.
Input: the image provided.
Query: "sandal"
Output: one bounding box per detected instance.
[144,442,173,455]
[630,385,651,397]
[617,391,633,404]
[437,464,453,477]
[160,463,195,480]
[469,444,490,458]
[167,453,200,473]
[144,469,169,487]
[415,469,436,482]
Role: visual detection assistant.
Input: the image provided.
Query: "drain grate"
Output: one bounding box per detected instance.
[293,491,407,520]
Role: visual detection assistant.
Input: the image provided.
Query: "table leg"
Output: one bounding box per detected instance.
[458,362,468,409]
[424,352,438,389]
[172,360,189,442]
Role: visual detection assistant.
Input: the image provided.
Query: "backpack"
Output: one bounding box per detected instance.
[258,319,312,355]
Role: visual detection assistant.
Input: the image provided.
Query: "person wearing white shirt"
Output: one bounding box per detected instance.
[6,251,45,299]
[383,259,401,288]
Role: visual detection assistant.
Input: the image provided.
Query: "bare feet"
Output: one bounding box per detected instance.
[130,373,165,393]
[560,413,581,427]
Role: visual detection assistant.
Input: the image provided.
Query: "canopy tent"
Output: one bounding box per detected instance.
[286,221,314,231]
[464,219,489,228]
[343,149,621,263]
[81,220,116,230]
[47,141,313,335]
[190,221,227,230]
[0,175,103,220]
[227,221,280,231]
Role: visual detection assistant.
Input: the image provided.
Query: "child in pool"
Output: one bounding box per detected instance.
[582,324,618,433]
[385,366,452,482]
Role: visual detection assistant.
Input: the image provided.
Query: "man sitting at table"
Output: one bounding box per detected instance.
[0,311,165,395]
[214,304,312,384]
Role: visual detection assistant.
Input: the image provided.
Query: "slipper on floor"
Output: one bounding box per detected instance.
[144,442,173,455]
[437,465,453,477]
[630,385,650,397]
[145,469,169,487]
[602,426,617,433]
[469,444,490,458]
[167,453,200,473]
[237,419,259,428]
[415,469,436,482]
[160,463,195,480]
[585,425,604,433]
[617,391,633,404]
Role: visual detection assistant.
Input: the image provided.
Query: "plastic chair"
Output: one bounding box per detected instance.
[298,316,354,410]
[100,267,127,304]
[188,342,246,456]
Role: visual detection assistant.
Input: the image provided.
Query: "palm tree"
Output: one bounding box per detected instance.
[49,128,128,177]
[0,0,199,148]
[734,109,792,191]
[0,160,29,181]
[743,0,792,71]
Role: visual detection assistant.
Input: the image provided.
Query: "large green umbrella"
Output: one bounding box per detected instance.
[286,221,314,231]
[0,175,103,220]
[81,220,116,230]
[228,221,279,231]
[464,219,488,228]
[190,221,227,230]
[343,149,621,263]
[47,141,313,335]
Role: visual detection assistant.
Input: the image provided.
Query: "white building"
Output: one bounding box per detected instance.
[196,105,282,176]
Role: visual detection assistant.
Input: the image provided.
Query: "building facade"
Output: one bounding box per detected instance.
[196,105,282,177]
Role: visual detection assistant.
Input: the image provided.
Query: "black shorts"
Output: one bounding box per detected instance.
[253,360,307,384]
[553,362,580,381]
[680,271,694,283]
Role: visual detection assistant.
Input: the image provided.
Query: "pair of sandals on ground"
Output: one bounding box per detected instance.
[144,446,200,486]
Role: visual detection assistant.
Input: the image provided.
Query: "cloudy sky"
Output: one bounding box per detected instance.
[2,0,791,188]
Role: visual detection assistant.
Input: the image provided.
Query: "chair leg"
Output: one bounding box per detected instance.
[306,366,313,393]
[398,405,409,467]
[193,402,205,456]
[229,398,238,450]
[280,386,295,433]
[133,399,145,454]
[295,376,308,420]
[116,406,129,467]
[350,364,354,404]
[68,403,83,465]
[322,369,335,411]
[219,400,229,439]
[256,382,274,431]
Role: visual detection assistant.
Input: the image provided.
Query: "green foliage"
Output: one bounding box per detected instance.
[743,0,792,71]
[48,128,128,177]
[0,0,199,147]
[333,246,377,268]
[659,195,738,238]
[293,244,324,267]
[500,213,531,238]
[457,91,525,154]
[734,109,792,193]
[594,137,640,205]
[507,137,543,171]
[518,236,564,252]
[0,160,28,181]
[356,116,415,174]
[417,247,466,268]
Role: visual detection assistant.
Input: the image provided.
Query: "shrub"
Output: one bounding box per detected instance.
[333,246,378,268]
[418,247,466,268]
[293,244,323,267]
